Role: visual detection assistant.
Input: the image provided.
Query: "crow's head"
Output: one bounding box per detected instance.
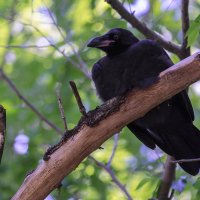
[87,28,139,55]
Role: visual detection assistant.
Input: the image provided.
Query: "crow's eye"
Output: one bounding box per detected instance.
[113,34,119,41]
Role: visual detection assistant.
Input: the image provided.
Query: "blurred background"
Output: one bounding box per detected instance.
[0,0,200,199]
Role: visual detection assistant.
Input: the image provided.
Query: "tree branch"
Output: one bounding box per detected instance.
[0,105,6,164]
[106,0,181,57]
[0,14,91,79]
[181,0,190,59]
[107,133,119,167]
[0,44,52,49]
[172,157,200,164]
[88,155,133,200]
[56,84,68,132]
[158,156,176,200]
[11,52,200,200]
[42,2,90,78]
[69,81,87,116]
[0,69,63,135]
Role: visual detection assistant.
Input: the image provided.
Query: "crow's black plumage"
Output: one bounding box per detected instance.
[87,28,200,175]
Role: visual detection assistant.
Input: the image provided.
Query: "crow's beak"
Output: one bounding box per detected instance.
[87,36,115,48]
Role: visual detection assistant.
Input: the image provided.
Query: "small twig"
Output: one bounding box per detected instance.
[88,155,133,200]
[26,24,79,68]
[31,24,91,79]
[158,156,176,200]
[171,157,200,163]
[0,105,6,164]
[69,81,87,116]
[55,84,68,132]
[42,1,66,40]
[0,44,52,49]
[107,133,119,167]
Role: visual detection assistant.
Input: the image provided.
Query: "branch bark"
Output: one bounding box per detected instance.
[106,0,182,57]
[172,157,200,163]
[0,105,6,164]
[11,52,200,200]
[181,0,190,59]
[158,156,176,200]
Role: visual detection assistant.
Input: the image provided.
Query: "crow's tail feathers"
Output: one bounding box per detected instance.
[152,124,200,175]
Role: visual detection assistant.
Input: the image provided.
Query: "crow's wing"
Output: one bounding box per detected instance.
[127,123,156,149]
[127,40,194,123]
[126,40,195,148]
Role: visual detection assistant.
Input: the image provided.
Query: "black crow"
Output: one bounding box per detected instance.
[87,28,200,175]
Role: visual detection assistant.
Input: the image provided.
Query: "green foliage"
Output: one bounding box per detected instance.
[186,14,200,47]
[0,0,200,199]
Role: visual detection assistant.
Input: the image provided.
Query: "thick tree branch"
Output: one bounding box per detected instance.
[106,0,181,57]
[11,52,200,200]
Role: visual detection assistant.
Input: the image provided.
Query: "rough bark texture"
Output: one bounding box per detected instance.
[12,52,200,200]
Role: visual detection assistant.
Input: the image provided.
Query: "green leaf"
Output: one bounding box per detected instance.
[187,29,199,47]
[186,14,200,47]
[135,178,151,191]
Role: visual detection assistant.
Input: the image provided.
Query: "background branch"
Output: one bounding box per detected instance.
[89,155,133,200]
[11,53,200,200]
[158,156,176,200]
[41,2,90,78]
[107,133,119,167]
[0,105,6,164]
[172,157,200,163]
[181,0,190,58]
[0,68,63,135]
[0,15,91,79]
